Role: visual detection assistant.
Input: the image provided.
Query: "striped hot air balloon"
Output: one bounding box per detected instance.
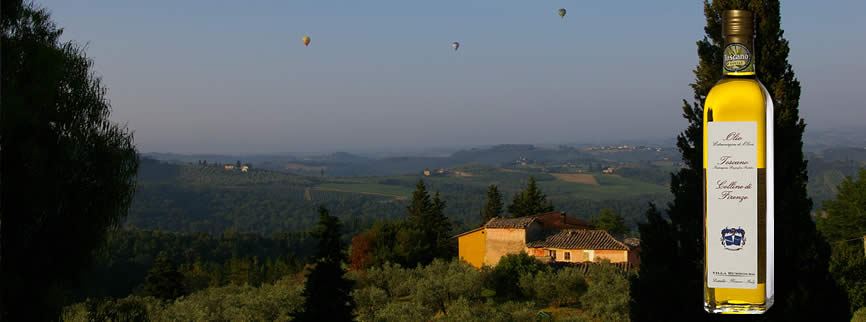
[302,36,311,47]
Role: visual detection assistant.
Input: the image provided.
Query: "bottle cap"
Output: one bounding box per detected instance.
[723,10,754,37]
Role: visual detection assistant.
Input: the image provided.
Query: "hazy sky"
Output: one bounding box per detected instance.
[40,1,866,154]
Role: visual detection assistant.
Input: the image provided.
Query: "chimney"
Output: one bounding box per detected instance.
[561,212,566,224]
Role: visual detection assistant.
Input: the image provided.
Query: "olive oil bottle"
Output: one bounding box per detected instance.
[703,10,774,314]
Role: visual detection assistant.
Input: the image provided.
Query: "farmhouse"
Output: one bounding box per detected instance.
[454,211,639,269]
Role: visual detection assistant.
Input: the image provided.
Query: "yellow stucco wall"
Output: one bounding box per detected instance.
[458,229,486,269]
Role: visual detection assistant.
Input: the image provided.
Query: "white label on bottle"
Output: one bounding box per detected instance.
[707,121,758,289]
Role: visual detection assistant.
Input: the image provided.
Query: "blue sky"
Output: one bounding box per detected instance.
[40,1,866,154]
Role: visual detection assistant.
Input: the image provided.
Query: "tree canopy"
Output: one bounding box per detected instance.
[590,208,628,236]
[818,168,866,242]
[1,1,139,319]
[481,184,504,225]
[818,168,866,314]
[405,180,453,265]
[508,176,554,218]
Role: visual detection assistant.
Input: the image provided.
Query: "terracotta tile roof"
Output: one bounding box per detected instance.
[526,230,631,250]
[485,217,537,229]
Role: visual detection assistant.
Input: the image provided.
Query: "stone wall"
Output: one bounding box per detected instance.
[484,228,527,266]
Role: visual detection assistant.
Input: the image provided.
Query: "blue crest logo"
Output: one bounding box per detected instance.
[720,226,746,251]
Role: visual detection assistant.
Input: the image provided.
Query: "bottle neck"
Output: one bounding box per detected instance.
[722,36,756,77]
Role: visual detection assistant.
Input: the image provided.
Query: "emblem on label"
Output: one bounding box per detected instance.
[721,226,746,251]
[723,43,752,73]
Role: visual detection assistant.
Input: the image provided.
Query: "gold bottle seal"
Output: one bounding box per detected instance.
[722,10,755,75]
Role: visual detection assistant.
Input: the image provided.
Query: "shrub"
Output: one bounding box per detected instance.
[489,252,549,299]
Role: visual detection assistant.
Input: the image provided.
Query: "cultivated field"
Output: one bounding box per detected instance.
[551,173,600,185]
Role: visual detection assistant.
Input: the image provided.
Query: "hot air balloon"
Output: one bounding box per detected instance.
[452,42,459,51]
[302,36,311,47]
[558,8,567,19]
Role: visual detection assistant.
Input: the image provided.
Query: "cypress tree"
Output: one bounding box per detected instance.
[405,181,452,265]
[482,184,504,225]
[633,1,848,320]
[407,180,432,226]
[508,176,554,218]
[430,190,453,259]
[297,206,355,321]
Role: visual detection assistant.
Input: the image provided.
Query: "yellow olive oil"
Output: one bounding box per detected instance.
[703,10,774,314]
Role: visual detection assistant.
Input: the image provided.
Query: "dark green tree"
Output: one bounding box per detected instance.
[631,203,677,318]
[236,160,241,168]
[828,241,866,315]
[138,255,186,300]
[818,168,866,313]
[817,168,866,242]
[407,180,433,225]
[1,1,139,319]
[405,180,453,265]
[633,1,849,320]
[590,208,628,236]
[430,190,454,259]
[481,184,504,225]
[507,176,554,218]
[489,252,549,299]
[297,206,355,321]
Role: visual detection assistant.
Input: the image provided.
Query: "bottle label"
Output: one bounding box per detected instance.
[723,43,754,73]
[706,121,758,289]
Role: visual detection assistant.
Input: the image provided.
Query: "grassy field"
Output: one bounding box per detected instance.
[550,173,599,185]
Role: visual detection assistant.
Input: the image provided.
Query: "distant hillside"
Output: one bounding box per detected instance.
[127,158,672,236]
[136,135,866,230]
[816,147,866,161]
[804,127,866,152]
[146,144,676,177]
[806,153,866,210]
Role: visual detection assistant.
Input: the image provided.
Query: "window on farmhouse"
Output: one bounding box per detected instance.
[548,250,556,259]
[565,252,570,260]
